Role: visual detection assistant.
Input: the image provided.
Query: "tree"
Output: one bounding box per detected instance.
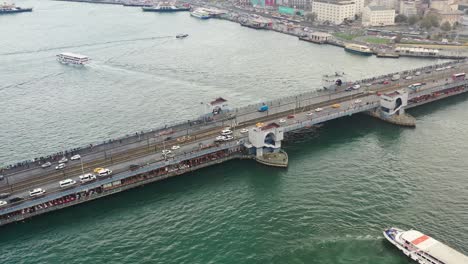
[305,12,317,22]
[421,16,433,30]
[441,21,451,31]
[395,14,408,23]
[429,15,440,28]
[408,15,419,26]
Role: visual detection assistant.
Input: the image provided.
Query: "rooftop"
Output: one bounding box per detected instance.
[58,52,89,59]
[261,122,280,131]
[401,230,468,264]
[313,0,355,5]
[368,5,393,11]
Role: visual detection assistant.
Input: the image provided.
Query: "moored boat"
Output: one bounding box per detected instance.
[0,3,32,14]
[344,43,373,56]
[142,2,190,12]
[190,8,211,19]
[383,227,468,264]
[176,33,188,38]
[56,52,90,66]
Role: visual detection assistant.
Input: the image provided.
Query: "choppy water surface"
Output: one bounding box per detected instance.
[0,1,467,263]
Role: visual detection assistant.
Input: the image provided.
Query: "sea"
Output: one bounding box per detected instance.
[0,1,467,263]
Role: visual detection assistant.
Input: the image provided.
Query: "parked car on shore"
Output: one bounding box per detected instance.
[70,154,81,160]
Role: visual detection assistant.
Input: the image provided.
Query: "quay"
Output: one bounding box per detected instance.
[1,60,468,227]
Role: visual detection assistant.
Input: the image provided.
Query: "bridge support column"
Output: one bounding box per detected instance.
[370,90,416,127]
[246,123,288,168]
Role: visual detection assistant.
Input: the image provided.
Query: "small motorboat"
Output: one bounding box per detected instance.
[176,34,189,39]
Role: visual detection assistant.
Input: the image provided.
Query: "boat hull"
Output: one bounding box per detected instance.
[0,8,33,14]
[190,13,210,19]
[344,47,373,56]
[383,228,426,264]
[142,7,190,12]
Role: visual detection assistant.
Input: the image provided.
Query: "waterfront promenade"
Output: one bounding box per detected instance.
[1,60,468,226]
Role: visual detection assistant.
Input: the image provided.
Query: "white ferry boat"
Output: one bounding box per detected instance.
[56,52,90,65]
[383,227,468,264]
[344,43,373,56]
[190,8,210,19]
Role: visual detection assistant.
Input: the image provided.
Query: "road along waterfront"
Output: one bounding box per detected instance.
[0,1,467,263]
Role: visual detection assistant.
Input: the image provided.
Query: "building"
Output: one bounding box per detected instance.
[286,0,310,9]
[429,0,463,26]
[369,0,397,10]
[311,0,357,25]
[354,0,365,14]
[362,5,395,26]
[399,0,418,17]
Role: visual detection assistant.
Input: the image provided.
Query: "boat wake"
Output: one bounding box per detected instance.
[0,36,173,56]
[0,71,66,91]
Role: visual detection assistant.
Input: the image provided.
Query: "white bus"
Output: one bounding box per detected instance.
[59,179,76,188]
[29,188,46,197]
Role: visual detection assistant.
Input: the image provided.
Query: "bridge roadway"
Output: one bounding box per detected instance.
[0,61,467,209]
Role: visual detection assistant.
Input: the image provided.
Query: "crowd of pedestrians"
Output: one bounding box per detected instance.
[409,86,466,104]
[0,187,103,222]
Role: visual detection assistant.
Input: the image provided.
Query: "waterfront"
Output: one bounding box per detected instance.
[0,1,467,263]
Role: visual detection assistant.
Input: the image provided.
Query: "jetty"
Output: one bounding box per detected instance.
[1,60,468,227]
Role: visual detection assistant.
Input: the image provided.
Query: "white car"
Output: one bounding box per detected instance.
[306,112,314,116]
[70,154,81,160]
[315,108,323,112]
[171,145,180,150]
[279,119,286,123]
[58,157,68,164]
[354,99,362,104]
[221,129,233,136]
[404,76,413,80]
[365,83,372,87]
[41,162,52,168]
[240,128,249,134]
[0,200,7,207]
[215,136,225,142]
[352,84,361,90]
[222,135,234,141]
[79,173,96,183]
[29,188,46,197]
[162,149,172,155]
[415,71,421,76]
[55,163,66,170]
[97,168,112,177]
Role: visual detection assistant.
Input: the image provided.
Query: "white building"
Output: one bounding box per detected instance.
[311,0,357,25]
[369,0,397,10]
[354,0,364,14]
[399,0,418,17]
[362,6,395,26]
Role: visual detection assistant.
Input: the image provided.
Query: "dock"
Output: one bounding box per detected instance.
[1,60,468,227]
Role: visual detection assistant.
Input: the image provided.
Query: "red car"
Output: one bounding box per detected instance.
[383,81,390,85]
[287,114,295,119]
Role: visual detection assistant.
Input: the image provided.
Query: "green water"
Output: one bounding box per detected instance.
[0,1,467,263]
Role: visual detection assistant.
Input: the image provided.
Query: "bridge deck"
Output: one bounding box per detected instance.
[1,60,468,225]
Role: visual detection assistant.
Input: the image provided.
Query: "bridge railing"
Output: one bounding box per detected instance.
[0,141,243,216]
[283,102,380,133]
[409,80,468,98]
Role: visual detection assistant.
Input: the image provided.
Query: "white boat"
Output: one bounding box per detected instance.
[190,8,210,19]
[383,227,468,264]
[56,52,90,65]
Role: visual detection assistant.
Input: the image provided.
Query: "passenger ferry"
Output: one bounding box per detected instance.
[0,3,32,14]
[141,2,190,12]
[190,8,211,19]
[56,52,90,65]
[383,227,468,264]
[344,43,373,56]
